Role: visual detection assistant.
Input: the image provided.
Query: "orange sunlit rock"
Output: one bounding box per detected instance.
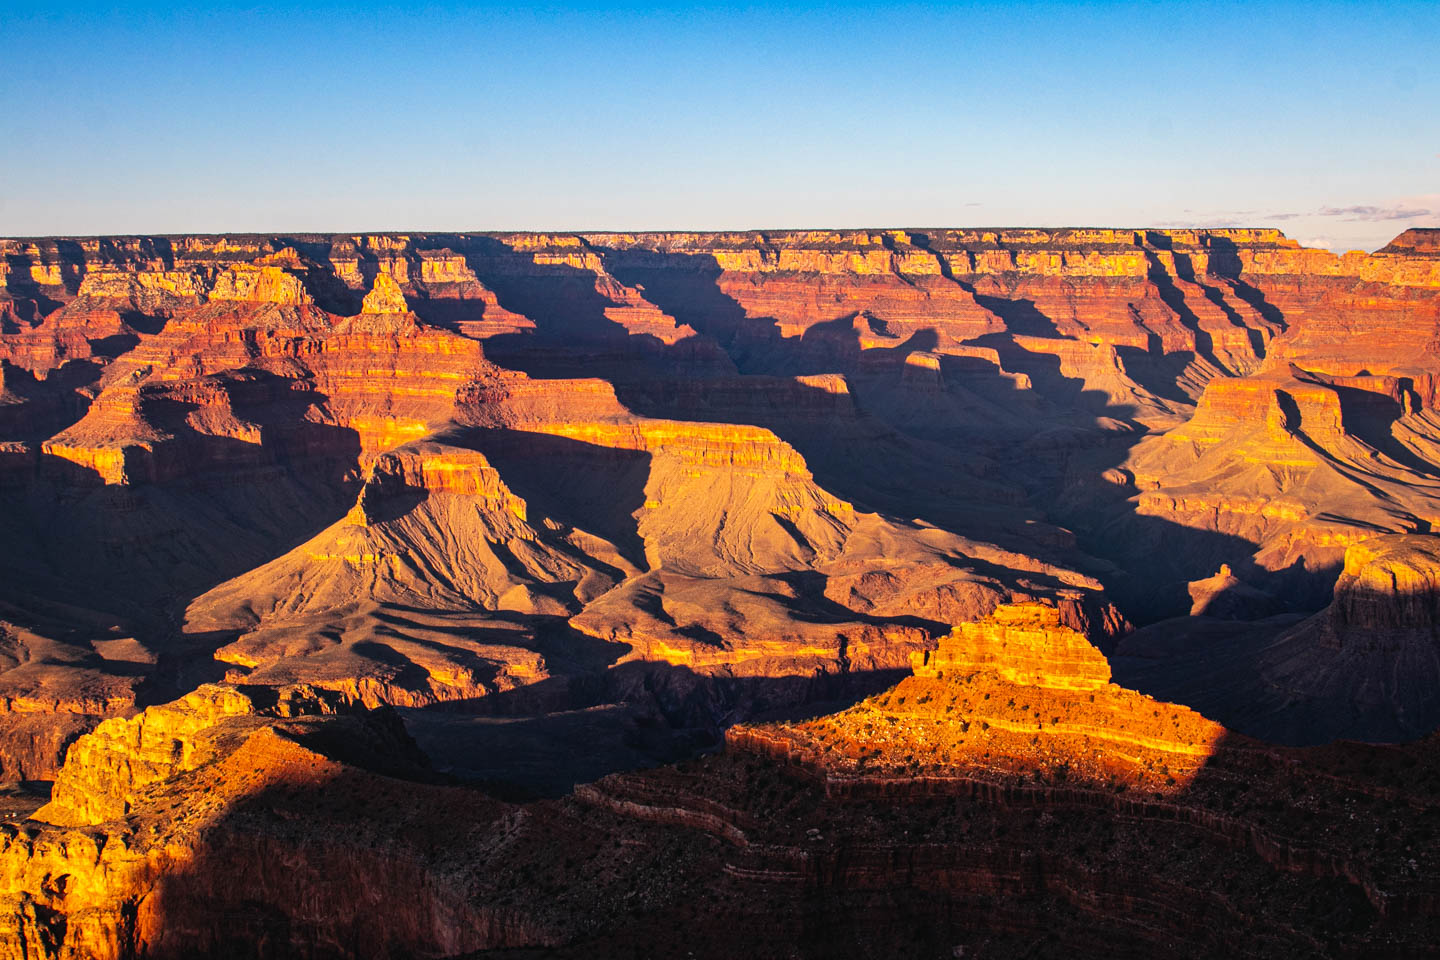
[731,603,1225,795]
[1,227,1440,956]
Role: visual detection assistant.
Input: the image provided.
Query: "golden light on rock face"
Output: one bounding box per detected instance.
[360,273,410,315]
[1,227,1440,956]
[732,604,1226,797]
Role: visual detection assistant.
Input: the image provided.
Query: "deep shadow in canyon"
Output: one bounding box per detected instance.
[484,242,1344,623]
[331,238,1360,750]
[118,707,1435,960]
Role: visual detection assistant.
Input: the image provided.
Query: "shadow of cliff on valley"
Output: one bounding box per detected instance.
[423,241,1381,743]
[1204,236,1289,331]
[442,237,735,381]
[104,693,1428,960]
[0,376,369,708]
[454,426,653,574]
[400,662,910,799]
[12,232,1440,959]
[587,247,1342,627]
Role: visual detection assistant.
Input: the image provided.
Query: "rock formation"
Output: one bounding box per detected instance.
[744,603,1225,793]
[0,226,1439,955]
[0,608,1435,958]
[1119,533,1440,743]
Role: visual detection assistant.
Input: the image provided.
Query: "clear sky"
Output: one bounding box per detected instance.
[2,1,1437,251]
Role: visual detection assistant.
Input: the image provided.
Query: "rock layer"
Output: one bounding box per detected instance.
[1118,533,1440,743]
[2,610,1437,958]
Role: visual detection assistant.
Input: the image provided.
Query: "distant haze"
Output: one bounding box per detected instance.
[3,1,1437,252]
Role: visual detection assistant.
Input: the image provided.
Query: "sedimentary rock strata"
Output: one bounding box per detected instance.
[1119,533,1440,743]
[2,607,1434,958]
[1,226,1440,956]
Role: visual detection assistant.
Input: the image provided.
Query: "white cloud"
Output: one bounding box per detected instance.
[1317,204,1433,221]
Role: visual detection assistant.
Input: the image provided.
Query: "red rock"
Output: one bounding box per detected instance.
[0,226,1438,957]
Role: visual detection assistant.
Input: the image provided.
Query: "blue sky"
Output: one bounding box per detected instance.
[2,1,1436,250]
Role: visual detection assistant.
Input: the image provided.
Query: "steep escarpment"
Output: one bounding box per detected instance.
[1075,228,1440,623]
[40,304,503,483]
[1109,367,1440,617]
[1118,533,1440,743]
[7,608,1436,959]
[3,225,1439,764]
[0,684,538,960]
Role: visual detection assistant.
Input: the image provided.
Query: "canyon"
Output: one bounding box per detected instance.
[1,226,1439,956]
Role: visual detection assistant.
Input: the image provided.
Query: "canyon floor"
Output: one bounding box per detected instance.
[2,227,1439,956]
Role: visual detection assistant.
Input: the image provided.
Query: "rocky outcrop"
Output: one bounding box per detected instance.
[1320,534,1440,638]
[360,272,409,315]
[37,683,273,825]
[750,603,1225,792]
[1186,563,1283,619]
[0,684,536,960]
[1256,535,1440,740]
[916,602,1113,691]
[1116,533,1440,744]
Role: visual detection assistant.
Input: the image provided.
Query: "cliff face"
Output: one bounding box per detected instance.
[1118,533,1440,744]
[3,227,1440,956]
[5,226,1440,741]
[3,609,1436,959]
[0,686,531,960]
[1095,228,1440,623]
